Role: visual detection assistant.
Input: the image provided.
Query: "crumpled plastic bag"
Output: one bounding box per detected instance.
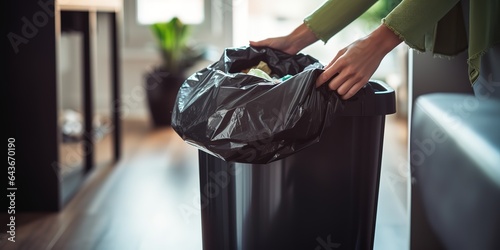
[172,46,343,164]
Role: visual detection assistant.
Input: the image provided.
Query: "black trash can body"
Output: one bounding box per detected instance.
[198,80,396,250]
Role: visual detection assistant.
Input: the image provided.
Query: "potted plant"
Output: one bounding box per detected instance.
[145,17,203,127]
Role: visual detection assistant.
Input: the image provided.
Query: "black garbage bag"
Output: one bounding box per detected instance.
[172,46,343,164]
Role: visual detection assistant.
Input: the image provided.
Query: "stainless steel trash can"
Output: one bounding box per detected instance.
[198,80,396,250]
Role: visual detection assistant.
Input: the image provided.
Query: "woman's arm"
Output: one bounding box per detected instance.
[250,0,378,54]
[317,0,461,100]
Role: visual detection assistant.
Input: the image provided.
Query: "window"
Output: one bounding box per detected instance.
[137,0,204,25]
[125,0,231,49]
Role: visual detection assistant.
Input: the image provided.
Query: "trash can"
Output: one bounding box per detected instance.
[198,80,396,250]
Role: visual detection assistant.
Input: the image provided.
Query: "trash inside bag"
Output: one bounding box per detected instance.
[172,46,343,164]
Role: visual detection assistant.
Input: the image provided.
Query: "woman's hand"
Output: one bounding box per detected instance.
[316,24,402,100]
[250,23,318,55]
[250,36,298,55]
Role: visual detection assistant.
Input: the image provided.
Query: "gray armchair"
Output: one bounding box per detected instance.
[411,93,500,250]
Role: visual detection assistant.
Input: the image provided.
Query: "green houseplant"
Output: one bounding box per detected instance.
[145,17,203,127]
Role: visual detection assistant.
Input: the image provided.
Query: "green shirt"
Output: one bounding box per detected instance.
[304,0,500,85]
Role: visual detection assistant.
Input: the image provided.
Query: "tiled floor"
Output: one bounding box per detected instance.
[1,116,409,249]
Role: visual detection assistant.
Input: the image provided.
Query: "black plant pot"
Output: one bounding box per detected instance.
[144,67,184,127]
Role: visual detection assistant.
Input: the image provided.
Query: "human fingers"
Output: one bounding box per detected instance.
[327,67,358,95]
[335,76,359,97]
[316,48,347,87]
[319,65,364,100]
[335,66,370,96]
[322,56,358,92]
[327,56,372,100]
[325,39,381,97]
[249,37,292,53]
[341,81,367,100]
[322,56,366,99]
[249,39,273,48]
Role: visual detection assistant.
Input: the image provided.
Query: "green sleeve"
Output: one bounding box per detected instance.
[304,0,378,43]
[383,0,460,52]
